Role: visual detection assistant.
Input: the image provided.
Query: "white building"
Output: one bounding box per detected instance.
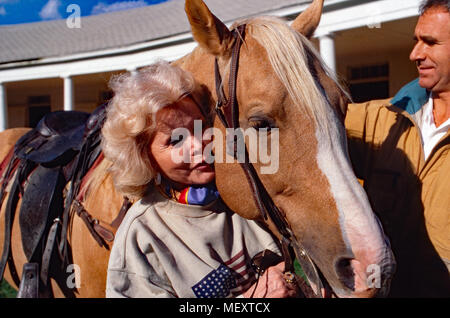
[0,0,422,131]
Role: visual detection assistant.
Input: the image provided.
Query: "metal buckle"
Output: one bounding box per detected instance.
[287,231,324,298]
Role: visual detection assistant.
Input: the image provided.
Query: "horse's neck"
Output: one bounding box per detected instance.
[82,159,125,224]
[175,47,217,94]
[311,57,349,123]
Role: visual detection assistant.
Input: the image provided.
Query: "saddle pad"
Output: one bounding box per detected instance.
[19,165,65,261]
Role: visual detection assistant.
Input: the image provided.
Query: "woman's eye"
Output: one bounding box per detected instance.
[169,135,183,146]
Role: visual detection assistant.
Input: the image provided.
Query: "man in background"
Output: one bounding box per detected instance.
[345,0,450,297]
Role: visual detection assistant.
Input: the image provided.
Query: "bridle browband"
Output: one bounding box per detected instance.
[213,24,325,298]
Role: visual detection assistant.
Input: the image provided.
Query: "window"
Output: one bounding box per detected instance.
[28,95,51,128]
[348,63,389,103]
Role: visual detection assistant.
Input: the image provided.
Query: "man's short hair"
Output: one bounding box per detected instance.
[420,0,450,15]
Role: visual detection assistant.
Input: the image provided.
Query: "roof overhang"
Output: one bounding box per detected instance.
[0,0,421,83]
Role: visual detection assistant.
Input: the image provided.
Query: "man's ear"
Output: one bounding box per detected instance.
[185,0,234,57]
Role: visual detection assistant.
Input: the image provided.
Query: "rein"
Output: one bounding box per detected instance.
[213,24,324,298]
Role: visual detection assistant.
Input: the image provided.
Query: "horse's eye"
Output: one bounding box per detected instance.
[248,116,277,131]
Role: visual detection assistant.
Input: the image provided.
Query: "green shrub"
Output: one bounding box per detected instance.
[0,280,17,298]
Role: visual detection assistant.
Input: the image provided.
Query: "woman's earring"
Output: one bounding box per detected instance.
[155,173,161,185]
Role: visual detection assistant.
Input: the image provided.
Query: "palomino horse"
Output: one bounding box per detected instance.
[0,0,395,297]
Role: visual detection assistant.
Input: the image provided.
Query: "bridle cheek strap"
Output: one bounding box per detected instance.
[213,24,325,298]
[213,24,243,130]
[214,25,289,232]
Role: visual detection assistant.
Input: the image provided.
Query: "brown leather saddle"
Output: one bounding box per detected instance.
[0,103,126,298]
[15,110,90,166]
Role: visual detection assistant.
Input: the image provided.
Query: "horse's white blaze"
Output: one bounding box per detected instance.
[315,115,393,295]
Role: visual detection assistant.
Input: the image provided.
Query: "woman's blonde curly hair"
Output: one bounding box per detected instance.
[101,61,211,199]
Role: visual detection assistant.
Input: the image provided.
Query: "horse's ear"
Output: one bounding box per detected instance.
[185,0,234,57]
[291,0,324,38]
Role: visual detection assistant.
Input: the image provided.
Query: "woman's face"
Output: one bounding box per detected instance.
[149,96,215,188]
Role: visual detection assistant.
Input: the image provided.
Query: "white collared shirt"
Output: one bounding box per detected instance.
[418,96,450,161]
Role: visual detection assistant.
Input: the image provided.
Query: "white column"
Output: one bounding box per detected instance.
[127,67,138,76]
[62,75,74,111]
[0,82,7,131]
[319,33,336,73]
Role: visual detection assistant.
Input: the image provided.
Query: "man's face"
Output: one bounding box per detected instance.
[409,7,450,94]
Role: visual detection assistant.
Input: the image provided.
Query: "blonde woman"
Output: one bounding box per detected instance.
[102,61,297,298]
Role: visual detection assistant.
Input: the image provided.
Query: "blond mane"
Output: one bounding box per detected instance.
[81,157,114,203]
[233,16,349,134]
[83,17,349,202]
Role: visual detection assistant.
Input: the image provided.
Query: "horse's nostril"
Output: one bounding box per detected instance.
[335,258,355,290]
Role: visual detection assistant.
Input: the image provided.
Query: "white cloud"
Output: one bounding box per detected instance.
[39,0,62,20]
[91,0,149,15]
[0,6,5,16]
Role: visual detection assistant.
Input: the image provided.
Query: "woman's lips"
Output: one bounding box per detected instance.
[192,162,213,171]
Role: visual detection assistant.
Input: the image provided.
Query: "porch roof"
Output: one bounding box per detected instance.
[0,0,307,64]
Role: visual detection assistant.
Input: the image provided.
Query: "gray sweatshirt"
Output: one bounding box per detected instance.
[106,188,280,298]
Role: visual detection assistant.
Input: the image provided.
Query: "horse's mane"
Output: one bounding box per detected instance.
[83,16,350,203]
[233,16,349,135]
[81,158,116,205]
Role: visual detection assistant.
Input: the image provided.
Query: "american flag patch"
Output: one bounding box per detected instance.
[191,250,256,298]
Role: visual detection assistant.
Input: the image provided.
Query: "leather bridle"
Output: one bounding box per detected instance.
[213,24,325,298]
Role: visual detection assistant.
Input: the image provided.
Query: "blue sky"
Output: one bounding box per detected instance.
[0,0,168,25]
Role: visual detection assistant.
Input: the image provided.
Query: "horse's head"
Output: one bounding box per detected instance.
[176,0,395,297]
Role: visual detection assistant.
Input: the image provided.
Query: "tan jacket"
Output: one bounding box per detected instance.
[345,79,450,297]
